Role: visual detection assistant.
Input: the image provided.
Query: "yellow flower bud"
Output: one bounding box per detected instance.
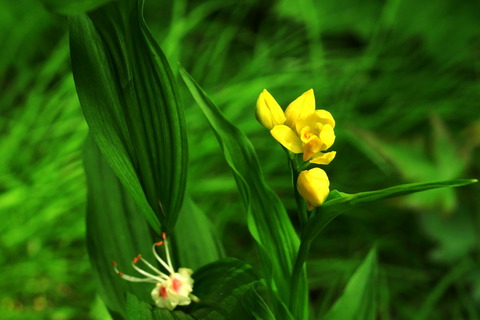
[255,89,286,129]
[297,168,330,209]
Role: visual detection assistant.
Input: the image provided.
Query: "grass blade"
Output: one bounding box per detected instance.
[322,248,378,320]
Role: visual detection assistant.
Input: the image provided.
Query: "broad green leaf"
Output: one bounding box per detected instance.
[174,196,225,270]
[192,258,259,308]
[180,68,305,319]
[191,258,274,320]
[126,293,196,320]
[153,309,197,320]
[322,248,378,320]
[85,137,156,318]
[39,0,113,15]
[241,284,276,320]
[305,179,477,241]
[126,293,153,320]
[70,0,188,233]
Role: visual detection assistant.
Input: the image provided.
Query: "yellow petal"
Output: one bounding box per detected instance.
[310,151,336,165]
[314,109,335,127]
[302,136,323,161]
[284,89,315,128]
[255,89,286,129]
[319,124,335,150]
[270,125,303,153]
[297,168,330,208]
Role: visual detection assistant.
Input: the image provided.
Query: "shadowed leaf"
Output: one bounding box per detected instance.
[322,248,377,320]
[174,196,225,270]
[85,137,155,318]
[191,258,274,320]
[39,0,113,15]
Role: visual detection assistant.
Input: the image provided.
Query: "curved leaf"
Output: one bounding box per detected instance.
[305,179,477,241]
[322,248,378,320]
[241,284,276,320]
[180,67,305,319]
[85,137,156,318]
[70,0,188,233]
[191,258,274,320]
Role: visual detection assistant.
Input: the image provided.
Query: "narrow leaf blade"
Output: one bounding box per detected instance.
[306,179,477,241]
[84,137,155,318]
[322,248,378,320]
[70,13,161,233]
[324,179,477,208]
[180,67,305,318]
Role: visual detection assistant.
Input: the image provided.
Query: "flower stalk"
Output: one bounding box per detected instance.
[289,234,312,318]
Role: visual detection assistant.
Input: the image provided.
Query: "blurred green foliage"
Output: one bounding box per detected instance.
[1,0,479,319]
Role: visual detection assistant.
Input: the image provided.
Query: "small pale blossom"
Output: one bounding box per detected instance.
[112,233,198,310]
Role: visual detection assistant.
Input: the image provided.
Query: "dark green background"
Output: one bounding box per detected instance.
[1,0,479,319]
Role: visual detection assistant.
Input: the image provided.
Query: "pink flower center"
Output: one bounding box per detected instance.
[172,278,182,292]
[160,286,168,299]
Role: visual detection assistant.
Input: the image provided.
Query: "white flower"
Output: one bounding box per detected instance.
[151,268,194,310]
[112,233,198,310]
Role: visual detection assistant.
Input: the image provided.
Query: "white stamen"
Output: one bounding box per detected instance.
[113,264,157,283]
[131,261,165,282]
[113,238,196,311]
[152,243,175,274]
[163,238,175,274]
[119,274,157,283]
[140,257,170,280]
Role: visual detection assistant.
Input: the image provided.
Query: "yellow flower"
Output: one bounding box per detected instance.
[297,168,330,210]
[256,89,287,130]
[256,89,336,165]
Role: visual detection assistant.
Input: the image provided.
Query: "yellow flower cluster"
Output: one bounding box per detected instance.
[256,89,336,164]
[256,89,335,209]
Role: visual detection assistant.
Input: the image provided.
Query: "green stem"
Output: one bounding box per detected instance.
[289,234,311,319]
[289,157,308,229]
